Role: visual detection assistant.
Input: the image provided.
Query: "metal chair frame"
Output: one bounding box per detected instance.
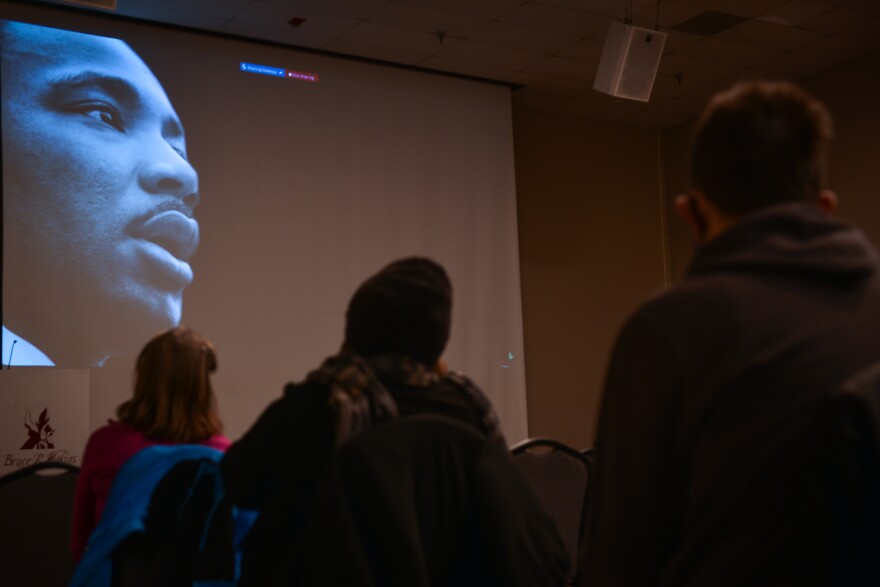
[510,437,593,585]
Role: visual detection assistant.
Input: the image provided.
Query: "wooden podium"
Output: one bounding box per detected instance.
[0,369,90,474]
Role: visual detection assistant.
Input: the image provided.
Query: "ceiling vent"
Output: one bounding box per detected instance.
[671,10,746,36]
[59,0,117,9]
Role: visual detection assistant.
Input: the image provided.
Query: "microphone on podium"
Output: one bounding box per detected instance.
[6,339,18,369]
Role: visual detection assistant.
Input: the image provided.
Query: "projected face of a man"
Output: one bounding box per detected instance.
[1,22,199,366]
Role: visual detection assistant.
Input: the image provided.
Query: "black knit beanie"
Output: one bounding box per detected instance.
[345,257,452,366]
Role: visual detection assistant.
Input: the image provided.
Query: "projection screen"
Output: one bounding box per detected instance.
[0,1,528,442]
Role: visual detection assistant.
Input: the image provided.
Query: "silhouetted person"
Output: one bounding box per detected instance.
[587,80,880,586]
[224,257,568,586]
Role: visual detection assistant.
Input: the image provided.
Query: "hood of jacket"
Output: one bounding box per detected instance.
[686,202,878,284]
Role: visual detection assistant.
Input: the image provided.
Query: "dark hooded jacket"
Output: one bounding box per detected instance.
[586,203,880,586]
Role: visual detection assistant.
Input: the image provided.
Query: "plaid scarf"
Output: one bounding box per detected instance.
[306,353,506,448]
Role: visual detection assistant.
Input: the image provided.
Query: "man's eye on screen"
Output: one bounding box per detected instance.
[71,102,125,131]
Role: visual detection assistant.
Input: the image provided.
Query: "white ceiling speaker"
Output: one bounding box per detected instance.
[593,22,667,102]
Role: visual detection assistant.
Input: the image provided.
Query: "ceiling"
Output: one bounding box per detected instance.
[40,0,880,129]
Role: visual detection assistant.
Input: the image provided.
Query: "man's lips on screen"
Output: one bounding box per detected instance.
[131,210,200,262]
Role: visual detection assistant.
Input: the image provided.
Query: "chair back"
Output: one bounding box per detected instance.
[294,415,570,587]
[825,362,880,585]
[511,438,592,584]
[112,456,252,587]
[69,444,235,587]
[0,462,80,585]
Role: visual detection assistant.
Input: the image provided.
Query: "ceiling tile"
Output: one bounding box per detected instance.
[260,0,393,20]
[399,0,530,20]
[220,19,334,47]
[658,53,742,83]
[340,21,447,55]
[671,0,791,19]
[678,81,728,103]
[822,0,880,15]
[634,1,705,29]
[369,3,489,37]
[648,75,710,101]
[751,51,837,77]
[795,34,873,61]
[500,1,611,37]
[556,37,605,63]
[673,38,781,67]
[541,0,655,19]
[234,2,358,36]
[715,19,826,51]
[435,39,545,70]
[836,15,880,43]
[670,10,748,36]
[661,30,706,54]
[717,68,791,85]
[466,21,579,54]
[322,39,427,66]
[758,1,835,26]
[799,8,868,33]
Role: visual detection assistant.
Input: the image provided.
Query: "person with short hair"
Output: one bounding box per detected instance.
[1,20,199,367]
[585,80,880,586]
[70,326,229,559]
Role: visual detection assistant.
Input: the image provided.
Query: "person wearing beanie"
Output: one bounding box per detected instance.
[222,257,564,585]
[345,256,452,366]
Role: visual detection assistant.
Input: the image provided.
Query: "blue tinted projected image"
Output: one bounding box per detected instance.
[1,20,200,367]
